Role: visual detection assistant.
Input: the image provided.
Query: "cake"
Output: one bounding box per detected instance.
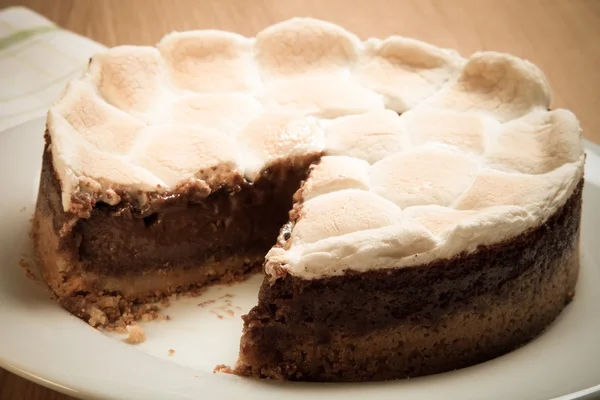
[32,18,585,381]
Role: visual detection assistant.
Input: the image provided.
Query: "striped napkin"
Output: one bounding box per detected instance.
[0,6,106,132]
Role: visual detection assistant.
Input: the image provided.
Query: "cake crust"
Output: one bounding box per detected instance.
[235,180,583,381]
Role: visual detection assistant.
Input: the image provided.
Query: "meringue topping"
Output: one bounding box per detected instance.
[47,18,584,279]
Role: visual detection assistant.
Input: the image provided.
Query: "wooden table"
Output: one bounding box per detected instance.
[0,0,598,399]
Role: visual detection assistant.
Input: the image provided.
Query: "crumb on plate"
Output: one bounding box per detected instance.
[198,299,216,307]
[124,325,146,344]
[214,364,234,374]
[18,258,37,281]
[88,307,108,327]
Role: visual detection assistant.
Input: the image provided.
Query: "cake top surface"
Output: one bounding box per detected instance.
[47,18,584,278]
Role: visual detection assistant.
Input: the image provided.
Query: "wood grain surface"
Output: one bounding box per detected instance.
[0,0,599,399]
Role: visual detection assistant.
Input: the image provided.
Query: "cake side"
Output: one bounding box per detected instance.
[33,131,320,326]
[235,179,583,381]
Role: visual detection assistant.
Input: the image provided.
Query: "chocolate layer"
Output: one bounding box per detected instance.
[75,162,319,276]
[235,180,583,381]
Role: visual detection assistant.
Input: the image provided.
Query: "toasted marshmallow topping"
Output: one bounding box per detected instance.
[486,109,583,174]
[158,30,258,92]
[168,94,262,135]
[355,37,463,112]
[87,46,164,116]
[291,189,405,246]
[325,110,409,164]
[129,124,243,188]
[254,18,360,78]
[48,18,584,278]
[237,113,325,179]
[261,75,384,117]
[402,109,488,154]
[369,149,479,208]
[301,156,370,201]
[422,52,551,121]
[53,81,145,154]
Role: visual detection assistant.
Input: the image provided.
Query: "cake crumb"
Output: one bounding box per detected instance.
[18,258,37,281]
[168,349,175,356]
[133,304,161,322]
[165,314,171,320]
[225,309,234,317]
[214,364,234,374]
[220,294,233,299]
[188,287,208,297]
[141,313,155,322]
[124,325,146,344]
[88,307,108,327]
[97,295,120,309]
[198,299,216,307]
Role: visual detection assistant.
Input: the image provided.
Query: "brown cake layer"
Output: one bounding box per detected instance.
[235,179,583,381]
[33,132,319,325]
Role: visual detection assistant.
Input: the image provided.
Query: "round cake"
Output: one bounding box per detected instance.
[32,18,584,381]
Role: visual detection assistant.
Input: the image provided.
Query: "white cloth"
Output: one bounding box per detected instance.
[0,6,106,132]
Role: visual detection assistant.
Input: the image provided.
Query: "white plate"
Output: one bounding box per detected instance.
[1,117,600,400]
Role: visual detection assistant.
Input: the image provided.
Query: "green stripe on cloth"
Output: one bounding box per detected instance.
[0,25,57,52]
